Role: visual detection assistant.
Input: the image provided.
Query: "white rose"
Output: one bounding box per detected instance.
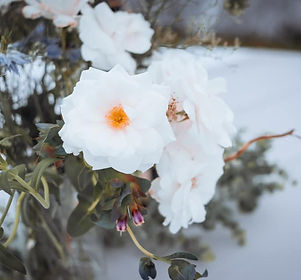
[148,49,236,148]
[151,122,224,233]
[23,0,89,27]
[79,2,154,74]
[59,65,175,174]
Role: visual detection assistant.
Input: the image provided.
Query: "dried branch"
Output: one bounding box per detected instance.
[224,129,295,162]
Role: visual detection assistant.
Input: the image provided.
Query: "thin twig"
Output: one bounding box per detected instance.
[3,192,26,247]
[87,194,102,214]
[224,129,295,162]
[127,225,155,259]
[12,174,50,209]
[127,225,170,264]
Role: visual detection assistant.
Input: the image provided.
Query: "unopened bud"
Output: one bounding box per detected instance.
[116,216,127,232]
[132,208,144,226]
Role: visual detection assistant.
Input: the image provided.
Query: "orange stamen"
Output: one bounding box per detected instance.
[106,105,130,130]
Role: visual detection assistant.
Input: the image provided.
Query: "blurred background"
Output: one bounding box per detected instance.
[124,0,301,49]
[216,0,301,49]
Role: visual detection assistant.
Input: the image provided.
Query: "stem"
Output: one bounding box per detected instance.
[3,192,26,247]
[0,190,15,227]
[224,129,295,162]
[12,174,50,209]
[86,172,102,213]
[39,214,66,264]
[127,225,155,259]
[41,176,50,208]
[127,226,171,264]
[87,195,102,213]
[92,173,98,186]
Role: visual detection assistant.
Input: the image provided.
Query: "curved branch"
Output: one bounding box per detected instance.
[127,225,155,259]
[11,174,50,209]
[3,192,26,247]
[224,129,295,163]
[127,225,171,264]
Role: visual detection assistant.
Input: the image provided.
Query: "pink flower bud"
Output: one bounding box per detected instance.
[132,209,144,226]
[116,216,127,232]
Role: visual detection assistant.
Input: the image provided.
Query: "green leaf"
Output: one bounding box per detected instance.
[34,122,65,156]
[168,260,196,280]
[0,165,28,193]
[194,270,208,279]
[117,184,132,207]
[48,181,61,205]
[20,195,34,228]
[0,134,22,147]
[92,181,103,201]
[0,243,26,274]
[163,252,198,261]
[6,179,27,193]
[110,178,124,188]
[9,164,26,179]
[180,263,196,280]
[0,170,12,194]
[91,211,115,230]
[65,156,93,192]
[67,194,95,237]
[168,265,184,280]
[136,177,151,193]
[101,198,117,211]
[0,154,7,170]
[139,257,157,280]
[97,168,124,188]
[43,168,63,186]
[30,158,57,190]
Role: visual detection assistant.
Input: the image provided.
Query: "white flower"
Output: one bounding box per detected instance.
[23,0,89,28]
[59,65,175,174]
[79,2,154,74]
[148,49,236,148]
[151,122,224,233]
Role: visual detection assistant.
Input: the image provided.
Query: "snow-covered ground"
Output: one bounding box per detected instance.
[105,48,301,280]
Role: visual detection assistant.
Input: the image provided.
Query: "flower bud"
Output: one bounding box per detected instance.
[116,216,127,232]
[131,208,144,226]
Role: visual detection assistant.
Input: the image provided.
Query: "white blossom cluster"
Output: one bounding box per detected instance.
[148,50,235,233]
[5,0,236,233]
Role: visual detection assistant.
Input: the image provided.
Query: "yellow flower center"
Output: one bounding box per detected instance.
[106,105,130,130]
